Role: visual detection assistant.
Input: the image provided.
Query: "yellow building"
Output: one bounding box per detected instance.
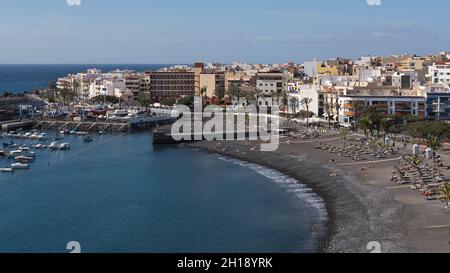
[398,57,424,72]
[316,63,338,76]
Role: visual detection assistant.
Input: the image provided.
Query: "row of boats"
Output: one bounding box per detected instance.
[0,146,37,172]
[59,130,105,136]
[1,140,72,174]
[1,131,48,141]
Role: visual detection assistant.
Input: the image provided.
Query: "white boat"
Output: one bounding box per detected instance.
[8,150,23,158]
[11,163,30,169]
[15,156,34,162]
[37,133,48,140]
[34,144,46,149]
[60,143,71,150]
[0,168,13,173]
[20,147,31,153]
[49,142,61,150]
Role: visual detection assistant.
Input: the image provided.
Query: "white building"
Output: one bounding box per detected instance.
[256,72,288,105]
[303,60,321,77]
[429,62,450,85]
[88,79,127,99]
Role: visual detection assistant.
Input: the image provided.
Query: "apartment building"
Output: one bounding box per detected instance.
[426,87,450,120]
[88,78,126,99]
[338,94,426,125]
[429,62,450,85]
[145,71,195,102]
[199,72,225,99]
[224,71,254,92]
[256,72,288,95]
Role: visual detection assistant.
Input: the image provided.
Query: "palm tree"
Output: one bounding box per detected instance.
[427,135,443,162]
[301,98,313,126]
[200,86,208,107]
[254,89,264,112]
[369,137,380,153]
[72,79,80,103]
[290,97,299,115]
[359,116,372,137]
[324,102,334,129]
[214,86,225,106]
[380,116,394,140]
[341,128,349,146]
[350,100,364,132]
[227,85,242,107]
[439,182,450,208]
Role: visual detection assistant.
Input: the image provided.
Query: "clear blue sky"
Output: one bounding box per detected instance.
[0,0,448,64]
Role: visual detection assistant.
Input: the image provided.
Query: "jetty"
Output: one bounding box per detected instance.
[34,120,132,133]
[1,120,34,132]
[34,115,176,133]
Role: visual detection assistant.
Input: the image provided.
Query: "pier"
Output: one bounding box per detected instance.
[34,116,176,133]
[1,120,35,132]
[34,120,132,133]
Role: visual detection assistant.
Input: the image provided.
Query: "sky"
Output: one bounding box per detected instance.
[0,0,448,64]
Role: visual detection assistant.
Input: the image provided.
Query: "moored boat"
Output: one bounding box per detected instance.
[0,167,14,173]
[60,143,71,150]
[49,142,61,150]
[11,163,30,169]
[15,156,34,163]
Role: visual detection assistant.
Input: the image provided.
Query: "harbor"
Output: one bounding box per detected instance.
[0,130,78,173]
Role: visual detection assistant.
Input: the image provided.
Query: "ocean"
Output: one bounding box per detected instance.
[0,64,171,94]
[0,65,327,253]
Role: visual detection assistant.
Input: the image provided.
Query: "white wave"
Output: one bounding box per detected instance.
[216,154,328,221]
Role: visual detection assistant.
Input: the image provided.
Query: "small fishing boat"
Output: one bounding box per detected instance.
[20,147,31,153]
[15,156,34,163]
[8,150,23,158]
[34,144,46,149]
[60,143,71,150]
[0,167,14,173]
[49,142,61,150]
[11,163,30,169]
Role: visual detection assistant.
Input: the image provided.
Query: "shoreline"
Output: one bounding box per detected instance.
[188,140,414,253]
[213,153,329,253]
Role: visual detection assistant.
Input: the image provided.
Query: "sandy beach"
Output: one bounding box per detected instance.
[188,133,450,253]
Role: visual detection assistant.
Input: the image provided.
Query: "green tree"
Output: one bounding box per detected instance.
[91,95,119,104]
[177,96,194,106]
[350,100,365,132]
[160,98,177,106]
[137,93,153,107]
[427,135,443,162]
[301,97,313,126]
[359,116,372,137]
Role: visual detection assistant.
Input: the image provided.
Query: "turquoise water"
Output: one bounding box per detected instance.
[0,133,326,253]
